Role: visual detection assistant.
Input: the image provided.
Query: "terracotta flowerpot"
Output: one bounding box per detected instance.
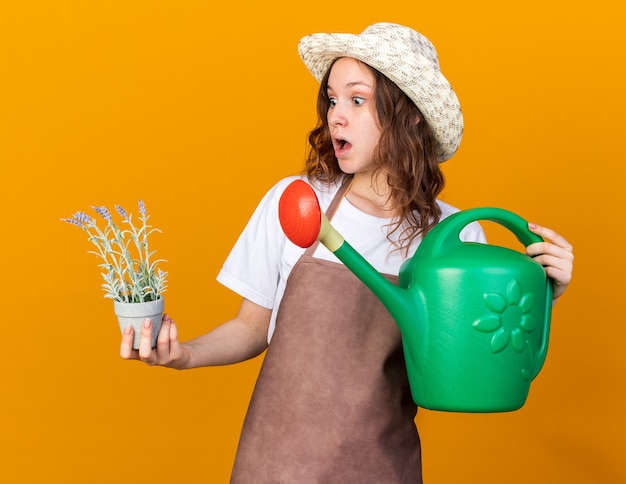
[114,298,165,349]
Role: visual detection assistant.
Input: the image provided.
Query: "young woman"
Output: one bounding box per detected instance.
[121,23,574,483]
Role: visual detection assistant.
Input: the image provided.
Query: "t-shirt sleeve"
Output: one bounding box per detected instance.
[216,178,294,309]
[460,220,488,243]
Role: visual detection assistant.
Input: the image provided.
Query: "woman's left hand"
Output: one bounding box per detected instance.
[526,223,574,301]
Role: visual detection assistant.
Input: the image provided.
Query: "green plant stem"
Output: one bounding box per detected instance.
[85,223,130,302]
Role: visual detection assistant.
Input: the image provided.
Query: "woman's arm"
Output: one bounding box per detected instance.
[120,298,271,369]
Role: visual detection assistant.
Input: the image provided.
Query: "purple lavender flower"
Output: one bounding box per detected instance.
[92,205,113,223]
[73,211,92,224]
[115,205,129,220]
[62,217,84,227]
[138,200,146,218]
[61,211,92,227]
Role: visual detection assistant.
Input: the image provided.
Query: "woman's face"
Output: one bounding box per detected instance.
[326,57,381,177]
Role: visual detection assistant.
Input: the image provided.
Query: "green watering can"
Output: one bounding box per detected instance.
[279,180,553,413]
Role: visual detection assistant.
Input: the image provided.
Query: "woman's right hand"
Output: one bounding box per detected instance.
[120,314,191,369]
[119,299,272,369]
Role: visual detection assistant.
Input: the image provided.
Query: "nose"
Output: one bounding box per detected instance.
[327,102,347,127]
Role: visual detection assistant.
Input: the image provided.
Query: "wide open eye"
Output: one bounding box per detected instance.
[328,97,338,108]
[352,96,365,106]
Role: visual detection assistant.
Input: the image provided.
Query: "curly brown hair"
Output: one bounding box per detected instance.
[304,59,445,255]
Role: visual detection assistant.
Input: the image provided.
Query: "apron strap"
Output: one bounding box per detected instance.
[304,176,352,257]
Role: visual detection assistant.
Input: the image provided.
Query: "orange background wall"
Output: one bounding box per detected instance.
[1,1,624,482]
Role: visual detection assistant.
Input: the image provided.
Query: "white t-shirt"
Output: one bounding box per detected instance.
[217,175,487,341]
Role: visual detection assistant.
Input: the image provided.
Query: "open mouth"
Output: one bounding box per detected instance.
[333,137,351,155]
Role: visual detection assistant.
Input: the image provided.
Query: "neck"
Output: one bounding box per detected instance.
[345,172,399,218]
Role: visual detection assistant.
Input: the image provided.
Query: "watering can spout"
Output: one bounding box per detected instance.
[319,212,417,329]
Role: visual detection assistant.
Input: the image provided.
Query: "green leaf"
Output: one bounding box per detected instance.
[490,329,509,353]
[484,293,507,313]
[473,315,502,332]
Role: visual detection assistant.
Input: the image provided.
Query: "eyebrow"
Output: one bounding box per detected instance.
[327,81,374,91]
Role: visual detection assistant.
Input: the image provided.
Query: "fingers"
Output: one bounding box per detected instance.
[154,314,176,366]
[531,253,572,284]
[158,315,190,368]
[526,222,574,301]
[527,223,573,252]
[120,314,188,368]
[526,223,574,273]
[119,316,162,365]
[526,240,574,268]
[138,319,157,363]
[156,314,173,351]
[120,325,139,360]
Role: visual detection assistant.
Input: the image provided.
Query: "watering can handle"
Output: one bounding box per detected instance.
[435,207,543,249]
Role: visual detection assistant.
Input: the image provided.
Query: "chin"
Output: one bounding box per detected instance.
[337,160,357,175]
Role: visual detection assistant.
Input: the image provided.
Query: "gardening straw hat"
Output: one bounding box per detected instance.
[298,22,463,162]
